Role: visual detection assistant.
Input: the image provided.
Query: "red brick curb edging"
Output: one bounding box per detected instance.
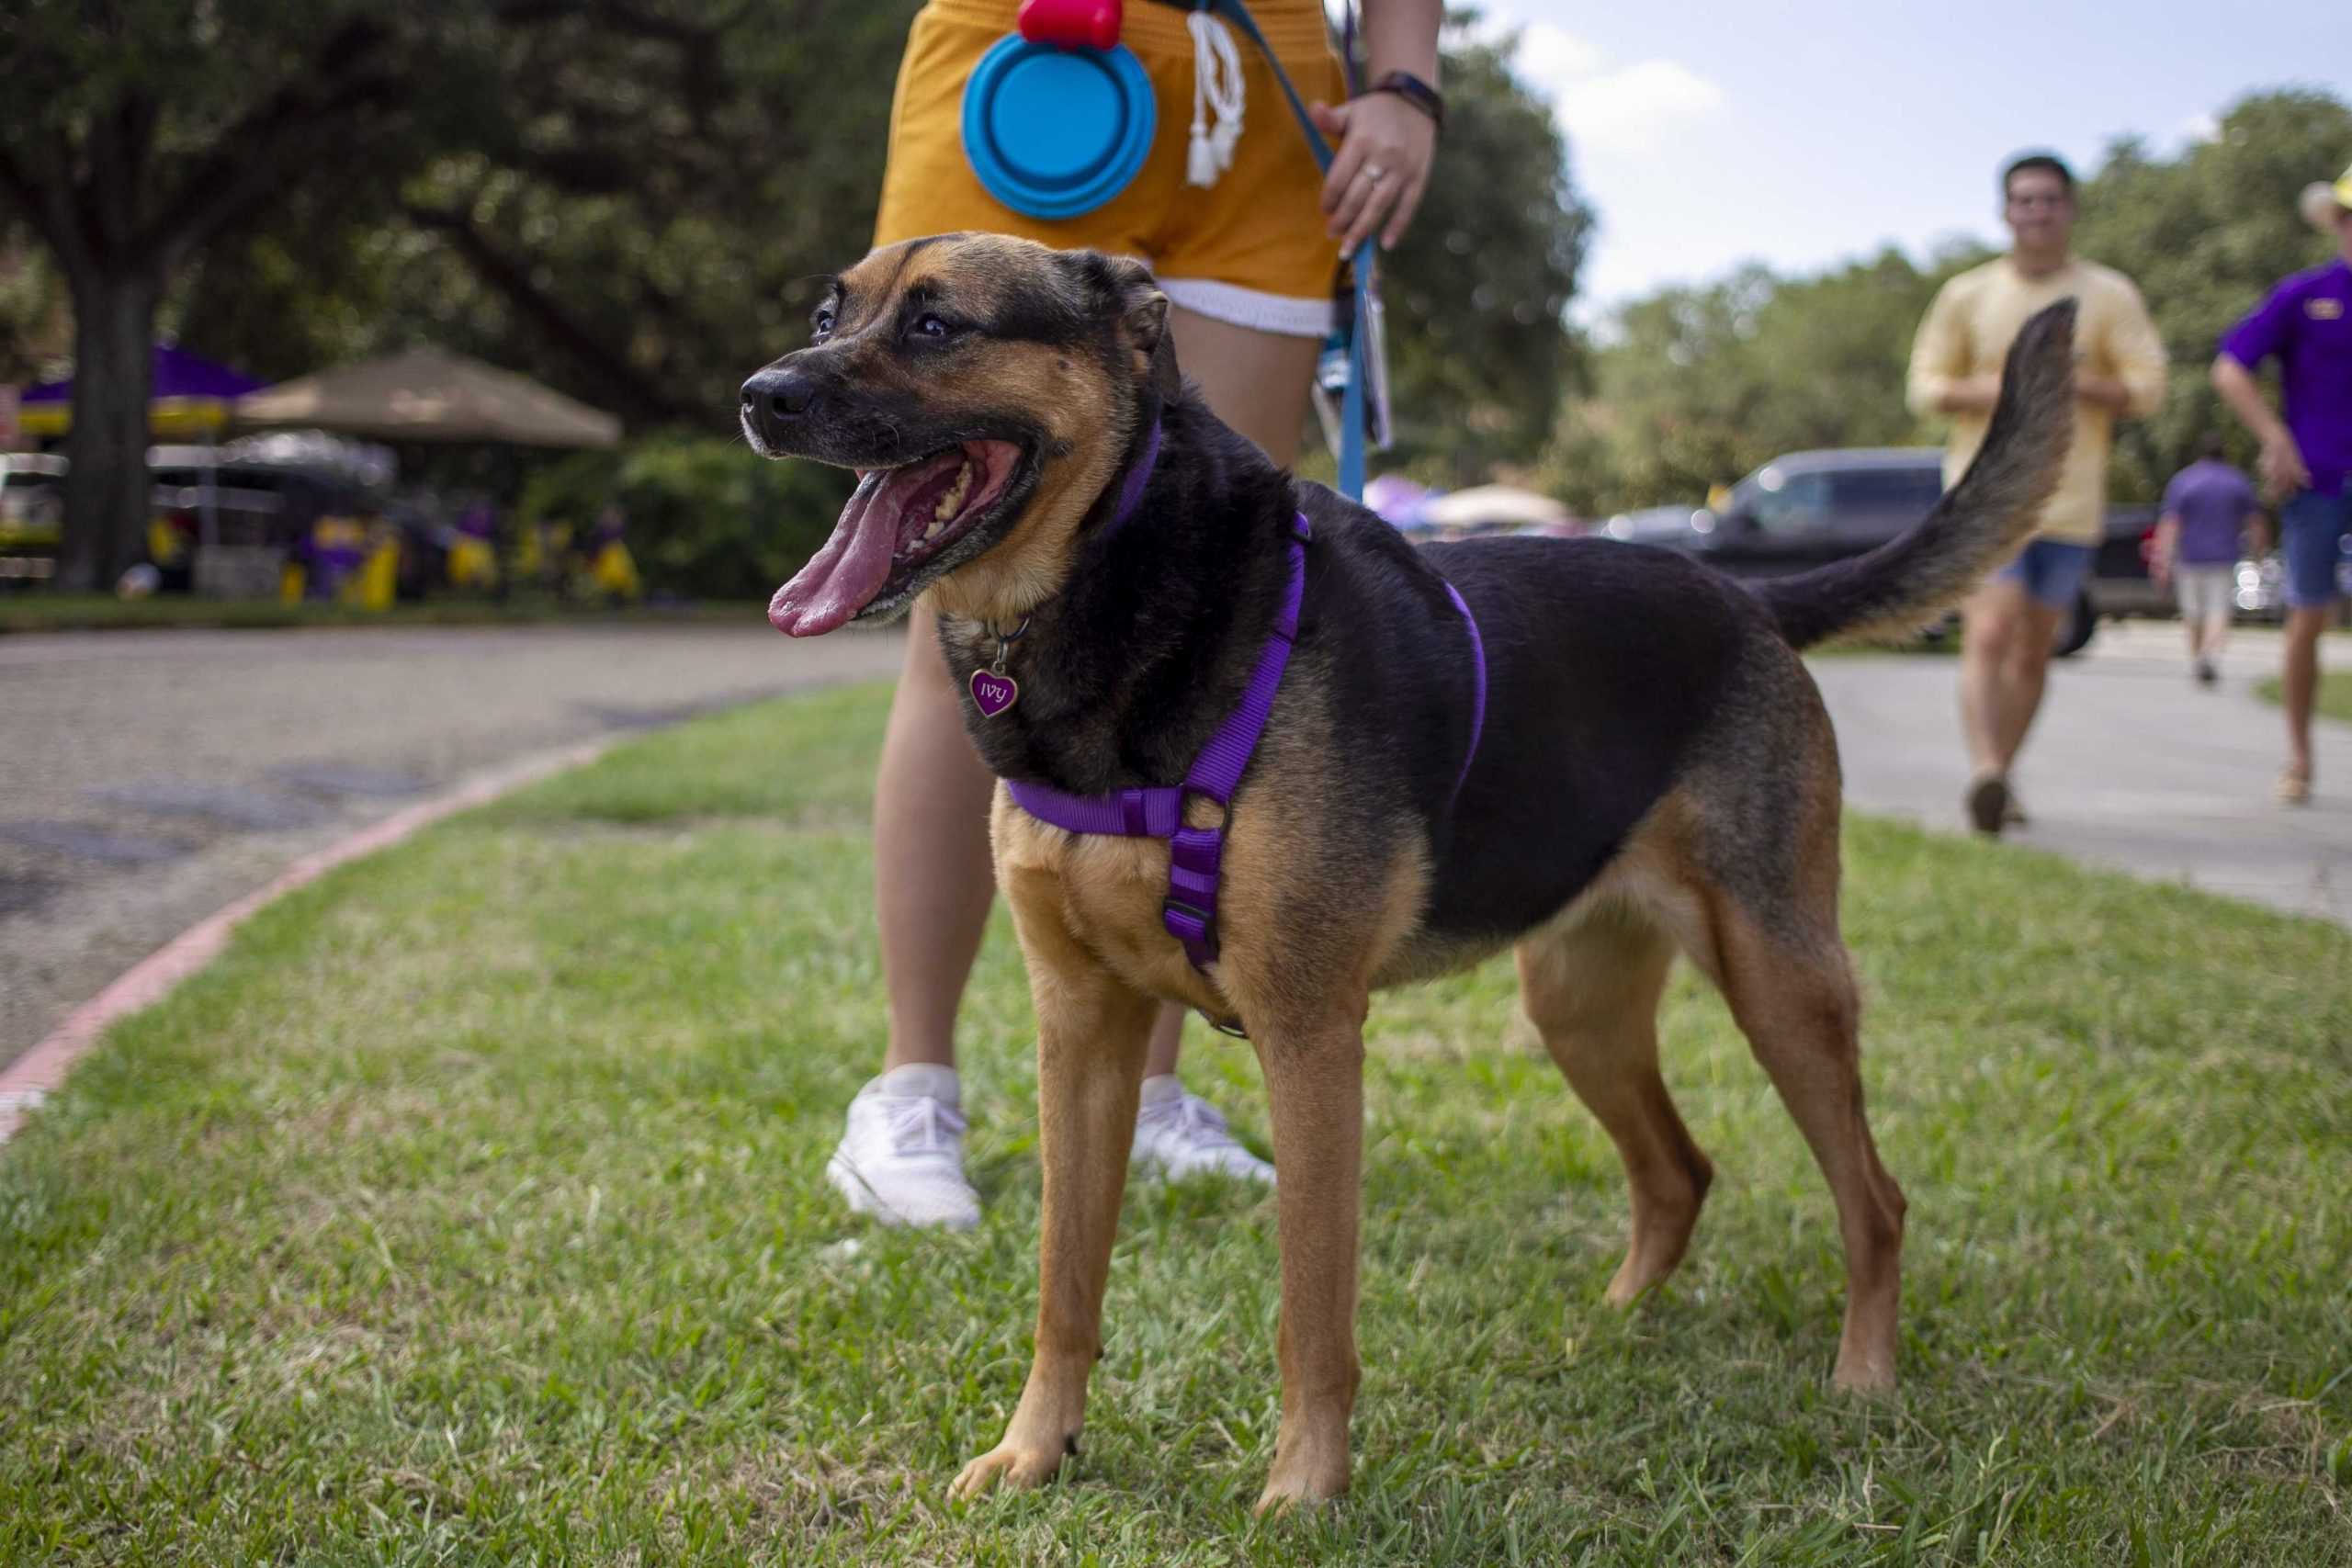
[0,738,615,1145]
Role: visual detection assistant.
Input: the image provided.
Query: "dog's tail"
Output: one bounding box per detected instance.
[1757,299,2077,651]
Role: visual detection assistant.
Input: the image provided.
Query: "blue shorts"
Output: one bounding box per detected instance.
[2281,489,2352,609]
[1994,537,2096,609]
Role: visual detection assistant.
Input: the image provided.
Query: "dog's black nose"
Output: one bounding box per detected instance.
[741,366,820,442]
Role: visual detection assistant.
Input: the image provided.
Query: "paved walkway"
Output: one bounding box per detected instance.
[1811,623,2352,926]
[7,611,2343,1078]
[0,620,907,1066]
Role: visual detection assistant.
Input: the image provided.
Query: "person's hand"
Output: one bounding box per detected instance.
[1939,374,2003,414]
[1309,92,1437,254]
[2148,546,2172,587]
[2258,434,2312,500]
[2075,372,2131,412]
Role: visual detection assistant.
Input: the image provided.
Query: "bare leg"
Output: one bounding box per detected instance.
[1250,1007,1367,1510]
[2283,606,2328,781]
[953,909,1156,1496]
[1168,305,1321,468]
[876,622,999,1072]
[1991,601,2064,768]
[2201,607,2232,664]
[1517,910,1711,1305]
[1958,581,2024,777]
[1960,579,2064,779]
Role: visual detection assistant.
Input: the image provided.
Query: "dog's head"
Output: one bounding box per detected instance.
[741,233,1175,635]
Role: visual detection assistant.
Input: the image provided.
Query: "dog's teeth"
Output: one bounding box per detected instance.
[933,468,972,524]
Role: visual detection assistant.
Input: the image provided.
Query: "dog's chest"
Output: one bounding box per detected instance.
[990,793,1235,1018]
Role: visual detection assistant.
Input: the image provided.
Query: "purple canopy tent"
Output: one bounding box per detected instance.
[20,346,268,551]
[18,345,265,439]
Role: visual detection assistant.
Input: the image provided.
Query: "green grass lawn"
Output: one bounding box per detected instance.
[0,592,755,636]
[2257,674,2352,727]
[5,682,2349,1564]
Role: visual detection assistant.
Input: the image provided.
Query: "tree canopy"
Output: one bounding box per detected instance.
[12,4,2340,566]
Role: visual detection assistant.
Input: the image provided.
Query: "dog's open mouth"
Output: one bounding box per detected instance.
[768,440,1024,637]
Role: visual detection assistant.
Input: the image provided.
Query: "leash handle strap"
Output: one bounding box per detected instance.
[1194,0,1374,502]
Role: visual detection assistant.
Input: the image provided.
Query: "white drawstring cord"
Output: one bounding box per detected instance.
[1185,8,1246,188]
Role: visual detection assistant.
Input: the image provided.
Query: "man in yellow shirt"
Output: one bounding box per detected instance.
[1908,152,2167,835]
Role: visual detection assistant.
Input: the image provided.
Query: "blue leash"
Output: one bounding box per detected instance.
[1197,0,1374,502]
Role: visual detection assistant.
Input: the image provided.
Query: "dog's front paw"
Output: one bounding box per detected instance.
[1253,1449,1349,1515]
[951,1436,1071,1499]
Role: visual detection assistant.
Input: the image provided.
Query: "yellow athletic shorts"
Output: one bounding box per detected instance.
[873,0,1345,337]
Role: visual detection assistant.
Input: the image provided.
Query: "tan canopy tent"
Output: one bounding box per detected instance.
[235,347,621,448]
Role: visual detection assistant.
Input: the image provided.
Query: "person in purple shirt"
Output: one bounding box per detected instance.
[2153,434,2266,685]
[2212,162,2352,804]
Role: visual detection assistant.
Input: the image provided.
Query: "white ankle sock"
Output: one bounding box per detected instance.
[869,1063,960,1108]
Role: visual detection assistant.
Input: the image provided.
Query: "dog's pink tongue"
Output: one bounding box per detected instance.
[769,471,893,637]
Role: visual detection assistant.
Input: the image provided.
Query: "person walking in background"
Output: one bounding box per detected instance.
[2211,164,2352,806]
[2151,434,2265,686]
[1908,152,2167,837]
[830,0,1445,1228]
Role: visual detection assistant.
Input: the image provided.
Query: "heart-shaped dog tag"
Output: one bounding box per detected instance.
[970,669,1020,718]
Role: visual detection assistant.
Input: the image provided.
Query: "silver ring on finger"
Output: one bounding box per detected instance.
[1361,164,1388,185]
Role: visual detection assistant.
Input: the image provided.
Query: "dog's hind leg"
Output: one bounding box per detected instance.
[951,874,1158,1499]
[1518,906,1713,1307]
[1664,656,1906,1390]
[1698,890,1905,1393]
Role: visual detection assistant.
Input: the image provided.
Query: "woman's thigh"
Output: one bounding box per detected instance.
[1167,306,1321,468]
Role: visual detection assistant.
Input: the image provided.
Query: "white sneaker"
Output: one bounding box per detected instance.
[827,1065,981,1230]
[1131,1076,1275,1187]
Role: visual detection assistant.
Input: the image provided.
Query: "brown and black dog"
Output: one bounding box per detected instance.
[740,233,2075,1511]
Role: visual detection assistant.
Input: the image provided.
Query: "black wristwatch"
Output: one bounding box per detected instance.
[1366,70,1444,131]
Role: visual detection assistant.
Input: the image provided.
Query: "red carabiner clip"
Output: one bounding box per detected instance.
[1016,0,1122,51]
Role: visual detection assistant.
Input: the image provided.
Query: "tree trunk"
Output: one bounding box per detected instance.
[56,267,160,594]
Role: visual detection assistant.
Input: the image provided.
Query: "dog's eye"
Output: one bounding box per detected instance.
[911,312,956,342]
[810,308,836,342]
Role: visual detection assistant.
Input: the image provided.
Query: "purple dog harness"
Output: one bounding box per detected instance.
[999,429,1487,973]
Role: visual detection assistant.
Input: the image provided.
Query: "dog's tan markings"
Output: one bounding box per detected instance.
[1674,723,1905,1393]
[825,235,1173,626]
[991,795,1232,1020]
[931,346,1124,624]
[1246,993,1366,1512]
[1521,737,1902,1390]
[1517,888,1711,1306]
[1694,874,1902,1391]
[854,239,1128,624]
[950,850,1157,1501]
[992,690,1418,1511]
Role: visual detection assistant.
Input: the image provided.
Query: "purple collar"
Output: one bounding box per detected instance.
[1099,422,1162,539]
[1005,513,1489,976]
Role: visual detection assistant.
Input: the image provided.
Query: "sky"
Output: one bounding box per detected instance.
[1461,0,2352,321]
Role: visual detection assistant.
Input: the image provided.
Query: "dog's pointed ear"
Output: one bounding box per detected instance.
[1070,251,1180,398]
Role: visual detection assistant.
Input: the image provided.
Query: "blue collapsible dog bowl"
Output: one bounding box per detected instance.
[961,35,1155,220]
